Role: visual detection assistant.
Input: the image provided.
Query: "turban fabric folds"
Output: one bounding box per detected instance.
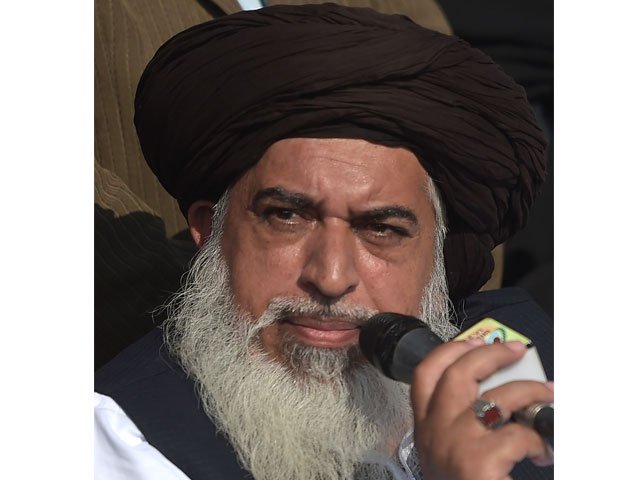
[134,3,547,303]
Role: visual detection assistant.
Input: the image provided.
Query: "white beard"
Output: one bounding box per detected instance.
[164,196,455,480]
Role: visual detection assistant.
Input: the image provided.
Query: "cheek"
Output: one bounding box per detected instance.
[224,235,305,316]
[359,248,434,315]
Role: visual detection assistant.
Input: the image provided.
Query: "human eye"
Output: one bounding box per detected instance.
[260,206,310,231]
[263,207,299,222]
[359,222,410,245]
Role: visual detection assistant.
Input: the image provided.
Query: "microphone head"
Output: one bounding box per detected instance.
[359,312,427,379]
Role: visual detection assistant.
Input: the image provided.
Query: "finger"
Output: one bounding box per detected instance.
[454,341,528,384]
[428,341,528,415]
[480,380,554,418]
[411,338,485,423]
[480,422,553,468]
[530,442,554,467]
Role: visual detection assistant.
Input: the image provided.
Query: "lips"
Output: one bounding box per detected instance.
[282,317,361,348]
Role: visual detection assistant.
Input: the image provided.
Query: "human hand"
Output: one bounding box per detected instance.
[410,339,554,480]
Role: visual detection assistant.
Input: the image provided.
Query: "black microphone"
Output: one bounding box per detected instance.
[359,312,553,440]
[359,312,442,384]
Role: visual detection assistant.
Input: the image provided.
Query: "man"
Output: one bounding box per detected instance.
[95,4,553,479]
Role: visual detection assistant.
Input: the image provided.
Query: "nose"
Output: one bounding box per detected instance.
[298,220,360,301]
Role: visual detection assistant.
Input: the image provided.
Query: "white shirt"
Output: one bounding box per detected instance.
[94,392,420,480]
[94,393,190,480]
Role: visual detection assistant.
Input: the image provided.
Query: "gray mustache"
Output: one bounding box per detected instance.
[262,297,377,327]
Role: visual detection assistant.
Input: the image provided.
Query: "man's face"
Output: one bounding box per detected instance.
[219,138,436,362]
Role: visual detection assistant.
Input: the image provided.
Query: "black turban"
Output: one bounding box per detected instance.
[134,3,547,303]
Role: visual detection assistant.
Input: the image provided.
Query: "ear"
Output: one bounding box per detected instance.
[187,200,216,248]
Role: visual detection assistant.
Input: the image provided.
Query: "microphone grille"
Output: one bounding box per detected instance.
[359,312,426,377]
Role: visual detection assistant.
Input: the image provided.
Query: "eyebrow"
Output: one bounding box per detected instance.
[251,187,315,210]
[356,206,418,226]
[251,187,418,225]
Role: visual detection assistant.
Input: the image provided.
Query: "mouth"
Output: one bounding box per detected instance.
[281,316,361,348]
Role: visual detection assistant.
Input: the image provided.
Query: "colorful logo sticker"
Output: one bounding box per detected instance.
[453,318,531,346]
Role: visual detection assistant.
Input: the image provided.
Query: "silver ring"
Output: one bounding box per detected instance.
[473,398,507,430]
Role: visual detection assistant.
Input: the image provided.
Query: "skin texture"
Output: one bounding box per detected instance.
[189,137,436,361]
